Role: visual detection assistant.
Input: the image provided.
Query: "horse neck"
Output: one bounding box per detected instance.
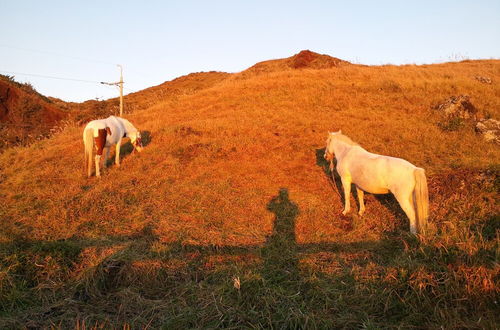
[120,119,137,137]
[332,140,354,160]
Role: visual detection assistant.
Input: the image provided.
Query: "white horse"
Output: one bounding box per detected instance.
[324,131,429,234]
[83,116,143,177]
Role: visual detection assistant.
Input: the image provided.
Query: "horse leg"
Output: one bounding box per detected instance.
[341,176,351,215]
[95,155,101,177]
[103,147,110,168]
[87,154,92,177]
[115,139,121,167]
[356,186,365,216]
[394,191,417,234]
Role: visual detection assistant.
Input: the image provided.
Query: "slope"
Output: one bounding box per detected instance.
[62,71,231,125]
[236,49,350,79]
[0,71,230,150]
[0,53,499,328]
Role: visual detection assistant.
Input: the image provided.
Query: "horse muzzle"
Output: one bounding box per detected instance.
[324,151,334,162]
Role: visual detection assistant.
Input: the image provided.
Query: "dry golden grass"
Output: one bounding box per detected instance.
[0,52,499,328]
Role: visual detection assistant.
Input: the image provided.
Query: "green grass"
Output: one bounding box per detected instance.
[1,184,498,328]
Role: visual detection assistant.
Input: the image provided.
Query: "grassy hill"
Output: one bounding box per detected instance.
[0,51,499,328]
[0,71,230,150]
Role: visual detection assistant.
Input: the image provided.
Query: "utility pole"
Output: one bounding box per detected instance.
[101,64,124,117]
[118,65,123,117]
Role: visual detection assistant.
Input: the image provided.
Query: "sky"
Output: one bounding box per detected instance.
[1,0,499,102]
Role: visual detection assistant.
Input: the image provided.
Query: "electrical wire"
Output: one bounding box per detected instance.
[0,70,102,84]
[0,44,116,66]
[0,45,152,93]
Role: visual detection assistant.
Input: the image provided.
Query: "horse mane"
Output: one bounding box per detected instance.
[112,116,138,133]
[333,133,359,146]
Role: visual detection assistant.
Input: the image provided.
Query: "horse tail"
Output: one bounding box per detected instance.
[413,167,429,234]
[83,128,94,177]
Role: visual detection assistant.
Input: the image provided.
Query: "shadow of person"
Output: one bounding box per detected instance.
[262,188,300,285]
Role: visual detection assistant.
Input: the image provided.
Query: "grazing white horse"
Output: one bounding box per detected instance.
[324,131,429,234]
[83,116,143,177]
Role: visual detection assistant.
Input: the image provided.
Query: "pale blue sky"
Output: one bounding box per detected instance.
[1,1,499,102]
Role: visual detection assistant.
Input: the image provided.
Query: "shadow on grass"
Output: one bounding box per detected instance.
[103,130,152,167]
[1,188,498,328]
[262,188,300,284]
[315,148,344,205]
[119,130,152,157]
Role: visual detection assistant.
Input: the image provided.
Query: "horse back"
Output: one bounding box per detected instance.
[103,117,125,145]
[341,149,415,194]
[84,120,106,137]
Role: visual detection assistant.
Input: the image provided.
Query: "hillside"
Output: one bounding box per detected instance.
[0,75,66,149]
[61,71,231,125]
[0,51,499,328]
[237,49,350,78]
[0,71,230,150]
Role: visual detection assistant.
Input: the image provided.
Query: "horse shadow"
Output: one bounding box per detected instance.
[104,130,152,167]
[315,148,344,204]
[316,147,365,214]
[373,194,409,231]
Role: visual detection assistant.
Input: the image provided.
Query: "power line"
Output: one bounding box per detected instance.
[0,44,161,87]
[0,44,116,66]
[0,70,103,84]
[0,69,140,96]
[1,44,160,80]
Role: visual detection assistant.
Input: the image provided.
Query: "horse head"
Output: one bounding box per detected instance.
[324,130,341,161]
[130,131,143,152]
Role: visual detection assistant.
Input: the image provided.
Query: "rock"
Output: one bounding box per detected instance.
[476,119,500,144]
[475,76,492,84]
[434,95,478,120]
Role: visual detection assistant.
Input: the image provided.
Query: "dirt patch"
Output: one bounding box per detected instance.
[172,143,211,164]
[174,126,203,137]
[0,77,67,149]
[289,50,349,69]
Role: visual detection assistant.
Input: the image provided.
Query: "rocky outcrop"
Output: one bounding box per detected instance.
[435,95,499,144]
[475,119,500,144]
[475,76,492,84]
[434,95,478,121]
